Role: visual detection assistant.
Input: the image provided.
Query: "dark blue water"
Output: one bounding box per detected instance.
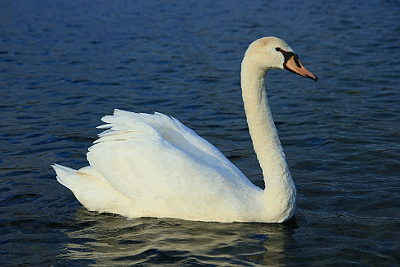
[1,0,399,266]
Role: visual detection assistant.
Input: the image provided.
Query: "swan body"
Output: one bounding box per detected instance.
[53,37,317,223]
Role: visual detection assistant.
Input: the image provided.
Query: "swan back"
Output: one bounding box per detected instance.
[83,110,263,221]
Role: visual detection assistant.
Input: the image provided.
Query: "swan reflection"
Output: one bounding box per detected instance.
[61,210,296,266]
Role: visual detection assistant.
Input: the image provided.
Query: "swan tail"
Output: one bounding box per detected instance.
[52,163,79,191]
[52,163,134,216]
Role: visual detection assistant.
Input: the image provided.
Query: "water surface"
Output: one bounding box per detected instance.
[1,0,399,266]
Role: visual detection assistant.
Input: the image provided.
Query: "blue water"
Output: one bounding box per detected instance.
[1,0,399,266]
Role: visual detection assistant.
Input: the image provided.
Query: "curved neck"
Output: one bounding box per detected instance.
[240,58,293,191]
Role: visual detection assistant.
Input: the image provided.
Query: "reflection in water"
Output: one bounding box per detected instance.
[62,209,296,266]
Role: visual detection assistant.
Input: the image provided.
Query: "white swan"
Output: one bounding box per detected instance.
[53,37,317,223]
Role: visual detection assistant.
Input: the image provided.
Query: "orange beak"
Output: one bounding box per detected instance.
[284,54,318,81]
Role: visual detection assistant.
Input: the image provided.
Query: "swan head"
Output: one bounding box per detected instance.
[244,37,317,81]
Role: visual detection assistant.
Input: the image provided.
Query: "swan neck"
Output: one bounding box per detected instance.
[240,58,292,190]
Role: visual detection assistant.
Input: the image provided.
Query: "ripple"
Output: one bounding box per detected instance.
[1,0,399,266]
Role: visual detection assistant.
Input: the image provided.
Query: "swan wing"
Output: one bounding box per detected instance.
[98,109,232,168]
[86,110,260,218]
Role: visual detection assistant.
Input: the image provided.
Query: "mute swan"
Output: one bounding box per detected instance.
[53,37,317,223]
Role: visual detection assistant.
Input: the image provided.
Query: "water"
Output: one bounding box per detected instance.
[1,0,399,266]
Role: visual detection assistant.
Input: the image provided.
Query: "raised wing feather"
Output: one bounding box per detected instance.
[87,110,260,214]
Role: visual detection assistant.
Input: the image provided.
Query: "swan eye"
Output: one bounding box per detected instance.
[275,47,281,52]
